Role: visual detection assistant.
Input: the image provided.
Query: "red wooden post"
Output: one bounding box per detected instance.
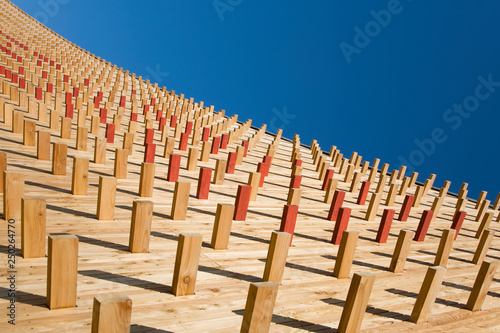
[158,117,166,131]
[170,115,177,128]
[46,82,52,93]
[220,134,229,149]
[19,77,26,89]
[398,195,415,221]
[450,211,467,240]
[131,113,138,122]
[196,167,212,199]
[144,143,156,163]
[100,108,107,124]
[150,98,156,105]
[179,133,189,151]
[242,141,249,157]
[156,110,163,121]
[226,152,237,174]
[167,154,181,182]
[234,185,252,221]
[35,87,43,100]
[414,210,434,242]
[375,209,395,243]
[327,190,346,221]
[322,169,335,191]
[211,137,221,154]
[185,122,193,135]
[65,103,74,119]
[356,181,371,205]
[257,162,270,187]
[292,159,302,168]
[144,128,155,145]
[289,175,302,189]
[263,155,273,167]
[105,123,115,143]
[202,127,210,141]
[279,205,299,246]
[65,91,72,104]
[73,86,79,97]
[143,105,149,115]
[120,95,126,107]
[331,207,352,245]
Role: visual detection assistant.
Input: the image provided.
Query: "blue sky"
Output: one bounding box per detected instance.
[11,0,500,200]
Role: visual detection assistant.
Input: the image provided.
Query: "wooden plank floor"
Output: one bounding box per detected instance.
[1,1,500,331]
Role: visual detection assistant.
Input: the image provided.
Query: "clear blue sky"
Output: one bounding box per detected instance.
[11,0,500,200]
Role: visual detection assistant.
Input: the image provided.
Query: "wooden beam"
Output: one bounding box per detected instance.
[96,176,117,221]
[52,142,67,175]
[21,198,46,258]
[240,282,278,333]
[37,130,51,160]
[409,266,446,324]
[248,172,261,201]
[3,171,24,221]
[138,162,155,197]
[94,137,106,164]
[171,181,191,220]
[234,185,252,221]
[91,295,132,333]
[333,230,359,279]
[365,193,381,221]
[71,157,89,195]
[473,229,495,265]
[211,203,235,250]
[262,231,291,285]
[466,260,499,311]
[128,200,154,253]
[172,233,202,296]
[213,159,226,185]
[375,209,395,243]
[389,229,415,273]
[475,212,494,239]
[433,228,456,267]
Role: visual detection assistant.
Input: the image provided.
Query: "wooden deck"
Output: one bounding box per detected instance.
[1,0,500,331]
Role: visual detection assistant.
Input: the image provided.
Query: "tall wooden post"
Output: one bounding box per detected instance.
[196,167,212,200]
[138,162,155,197]
[262,231,291,285]
[409,266,446,324]
[21,198,46,258]
[52,143,67,175]
[76,126,88,151]
[3,171,24,220]
[94,137,106,164]
[213,159,226,185]
[365,193,381,221]
[171,181,191,220]
[414,210,434,242]
[172,233,202,296]
[37,130,51,160]
[337,272,375,333]
[187,148,199,171]
[248,172,261,201]
[233,185,252,221]
[113,149,128,179]
[71,157,89,195]
[46,234,79,309]
[0,153,6,194]
[23,119,36,146]
[466,260,499,311]
[331,208,351,245]
[389,229,415,273]
[375,209,395,243]
[433,229,456,267]
[128,200,154,253]
[333,231,359,279]
[91,295,132,333]
[473,229,495,265]
[211,203,235,250]
[96,176,117,220]
[240,282,279,333]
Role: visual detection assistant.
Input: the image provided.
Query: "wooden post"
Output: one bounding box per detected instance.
[71,157,89,195]
[0,153,6,194]
[397,195,414,222]
[331,207,351,245]
[289,175,302,189]
[123,132,134,155]
[96,176,117,220]
[241,282,278,333]
[23,119,36,146]
[327,190,346,221]
[196,167,212,200]
[200,141,211,162]
[356,181,371,205]
[262,231,291,284]
[412,185,424,208]
[409,266,446,324]
[75,126,88,151]
[167,154,181,182]
[475,191,488,209]
[433,229,456,267]
[466,260,499,311]
[91,295,132,333]
[279,205,298,246]
[91,115,100,135]
[46,234,78,309]
[187,148,199,171]
[375,209,395,243]
[375,175,387,194]
[128,200,154,253]
[414,210,434,242]
[476,212,494,239]
[234,185,252,221]
[398,177,410,196]
[385,183,399,206]
[171,181,191,220]
[324,178,339,204]
[138,162,155,197]
[52,143,67,175]
[211,203,235,250]
[365,193,381,221]
[226,152,237,174]
[475,199,491,222]
[94,137,106,164]
[472,229,495,265]
[113,149,128,179]
[60,117,72,139]
[450,210,467,240]
[389,229,415,273]
[37,130,51,160]
[333,230,359,279]
[210,159,225,186]
[172,233,202,296]
[248,172,261,201]
[337,272,375,333]
[3,172,25,220]
[287,188,302,206]
[21,198,46,258]
[12,110,24,134]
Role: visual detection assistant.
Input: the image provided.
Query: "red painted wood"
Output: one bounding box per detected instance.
[414,210,434,242]
[226,152,237,174]
[398,195,415,221]
[263,155,273,167]
[233,185,252,221]
[73,86,79,98]
[170,115,177,128]
[327,190,346,221]
[292,159,302,168]
[19,77,25,89]
[167,154,181,182]
[179,132,189,151]
[65,103,74,119]
[197,167,212,200]
[202,127,210,141]
[257,162,270,187]
[220,134,229,149]
[143,105,149,114]
[100,108,107,124]
[356,181,371,205]
[450,210,467,240]
[322,169,335,191]
[289,175,302,189]
[156,110,163,121]
[279,205,299,246]
[211,137,221,154]
[144,128,155,145]
[131,113,138,122]
[65,92,72,105]
[185,122,193,135]
[331,207,352,245]
[106,123,115,143]
[242,141,249,157]
[375,209,395,243]
[144,143,156,163]
[46,82,53,93]
[120,96,126,107]
[158,117,166,131]
[35,87,43,100]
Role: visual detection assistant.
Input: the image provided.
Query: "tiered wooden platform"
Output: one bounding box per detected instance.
[1,0,500,331]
